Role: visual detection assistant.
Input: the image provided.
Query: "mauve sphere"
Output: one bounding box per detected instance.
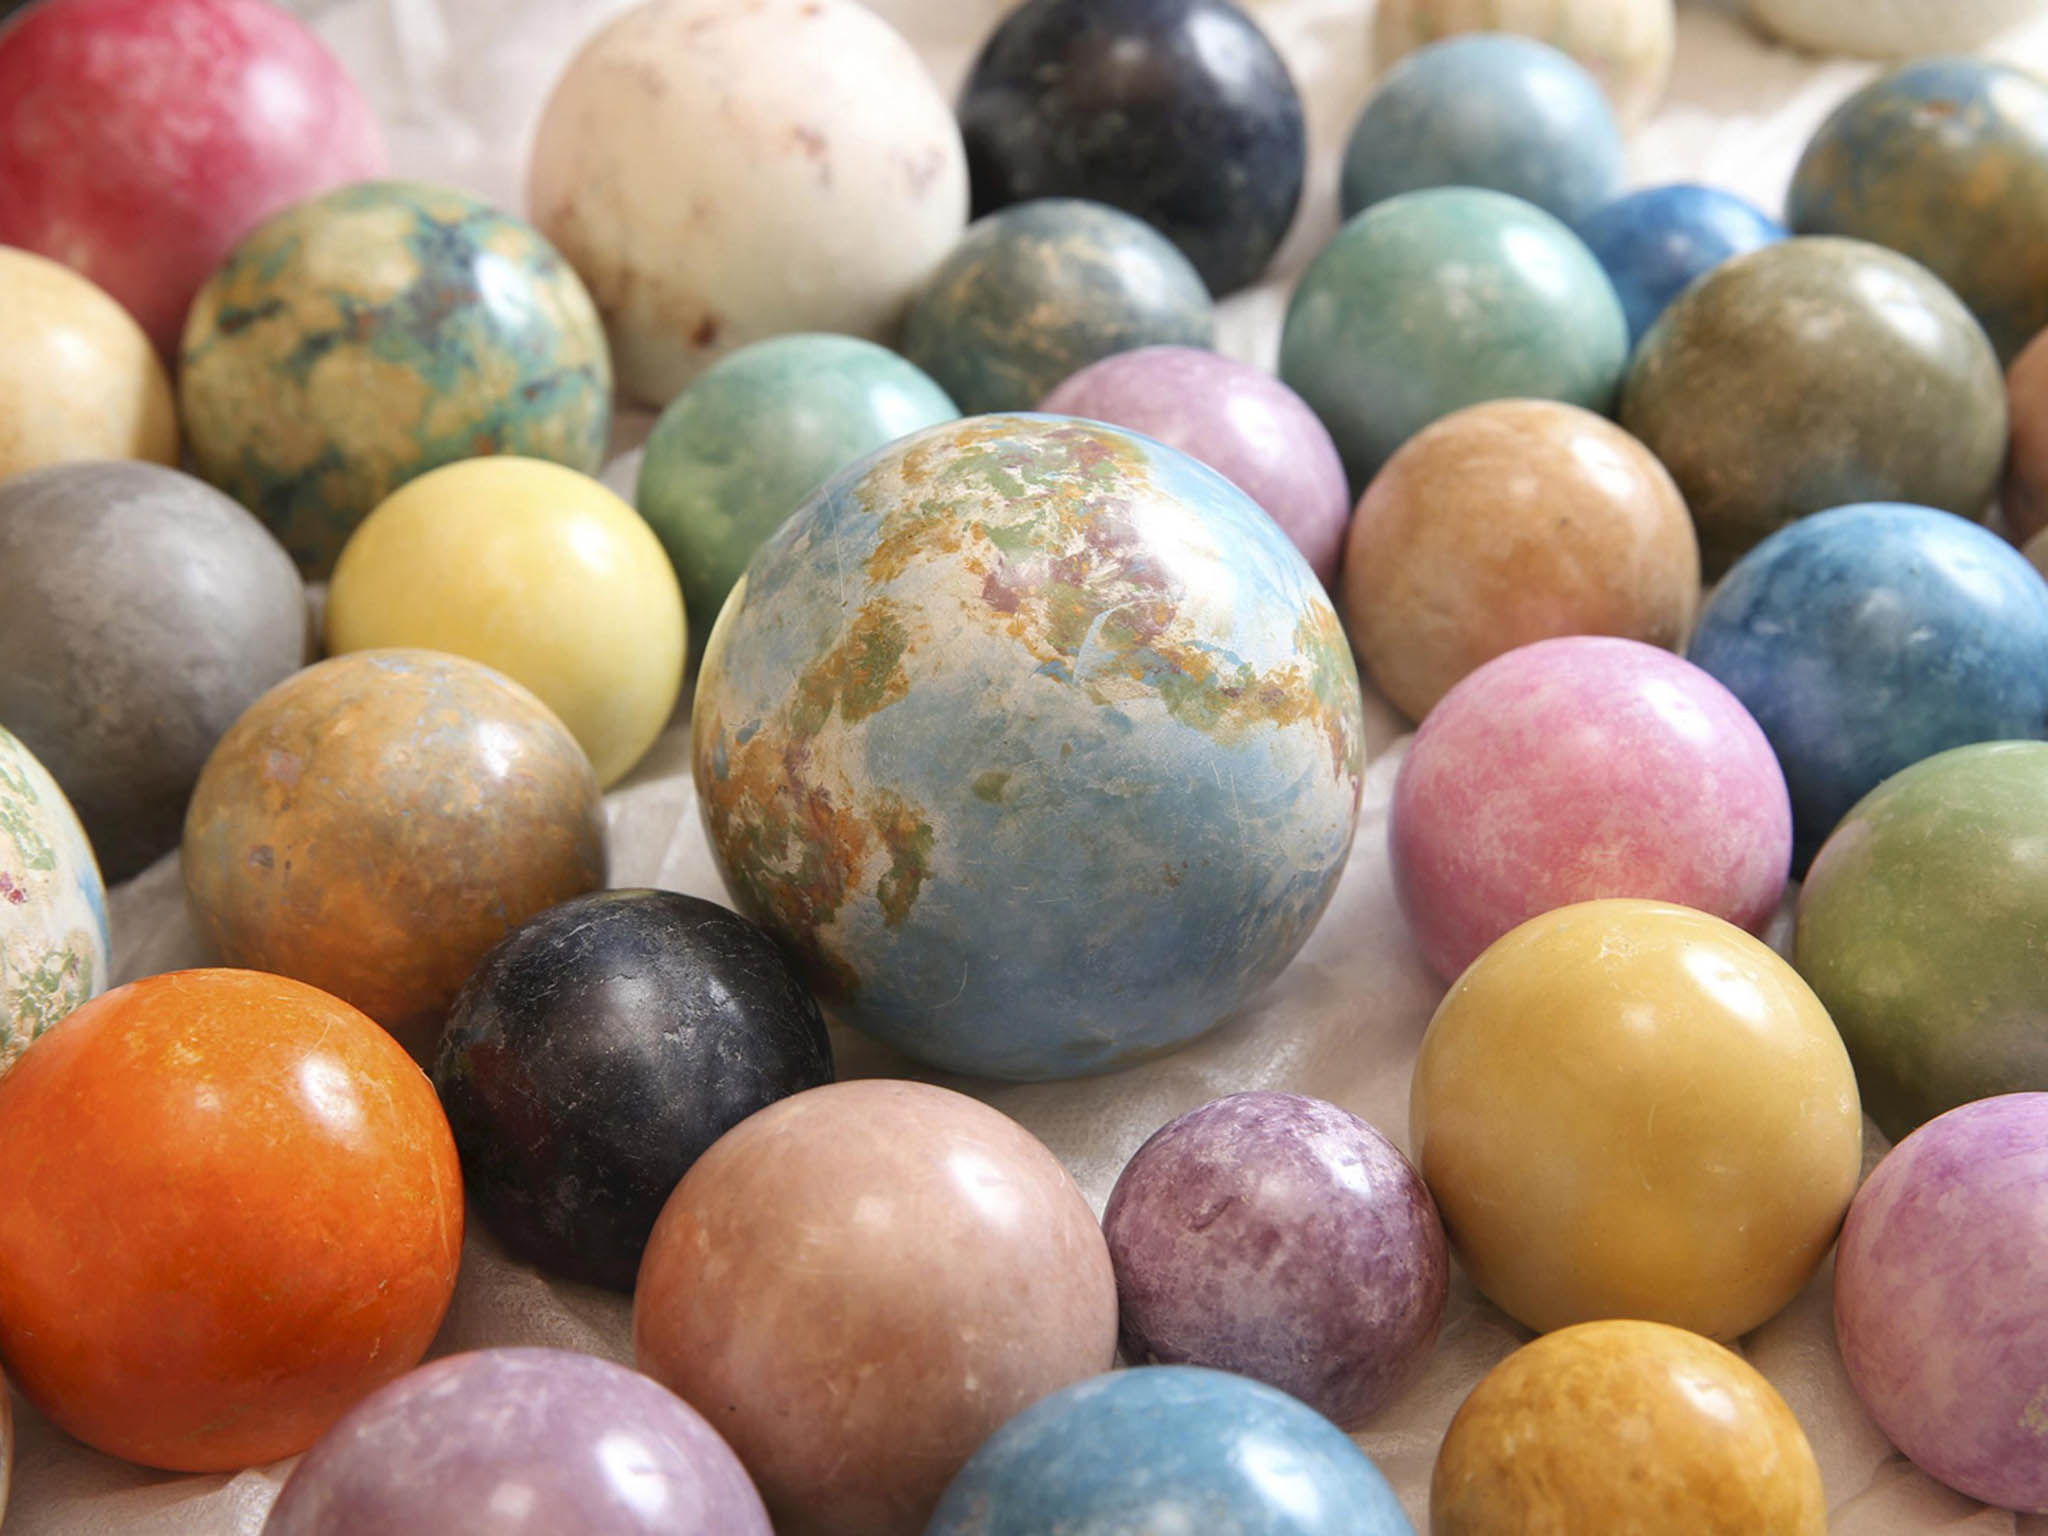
[1102,1091,1447,1428]
[2005,323,2048,545]
[262,1348,771,1536]
[1038,347,1349,584]
[1835,1094,2048,1513]
[1391,637,1791,982]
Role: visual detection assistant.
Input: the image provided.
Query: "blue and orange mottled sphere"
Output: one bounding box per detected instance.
[691,414,1365,1080]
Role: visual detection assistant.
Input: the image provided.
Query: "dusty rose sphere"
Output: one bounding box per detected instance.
[1390,635,1791,982]
[1039,346,1352,584]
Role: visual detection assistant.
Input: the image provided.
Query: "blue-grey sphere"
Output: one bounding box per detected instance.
[1687,502,2048,873]
[1576,183,1788,346]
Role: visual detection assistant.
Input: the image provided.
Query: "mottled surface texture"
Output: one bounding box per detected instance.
[1102,1092,1446,1428]
[900,199,1213,415]
[433,889,833,1293]
[1371,0,1675,127]
[634,1080,1117,1536]
[1280,187,1627,489]
[179,179,611,577]
[262,1348,772,1535]
[1390,638,1790,983]
[1796,743,2048,1142]
[0,461,311,882]
[925,1365,1415,1535]
[1789,56,2048,364]
[958,0,1305,296]
[1621,237,2007,575]
[1687,502,2048,874]
[691,415,1364,1080]
[1413,900,1862,1338]
[1432,1320,1828,1534]
[2005,322,2048,544]
[0,726,109,1076]
[1834,1095,2048,1515]
[1574,182,1786,345]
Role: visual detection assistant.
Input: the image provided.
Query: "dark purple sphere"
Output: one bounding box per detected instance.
[261,1348,772,1534]
[1102,1091,1447,1427]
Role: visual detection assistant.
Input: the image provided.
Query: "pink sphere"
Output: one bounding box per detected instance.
[0,0,385,356]
[1389,635,1791,981]
[1039,346,1351,584]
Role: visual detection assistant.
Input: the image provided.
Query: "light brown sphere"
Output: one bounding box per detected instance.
[2004,324,2048,546]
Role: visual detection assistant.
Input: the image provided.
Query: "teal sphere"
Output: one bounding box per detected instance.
[691,414,1365,1081]
[636,334,958,659]
[1280,187,1628,488]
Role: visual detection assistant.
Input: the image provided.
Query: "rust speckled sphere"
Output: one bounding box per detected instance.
[1431,1320,1827,1534]
[634,1079,1118,1536]
[182,650,607,1057]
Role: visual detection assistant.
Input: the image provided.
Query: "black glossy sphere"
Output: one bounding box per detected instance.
[432,889,834,1292]
[958,0,1305,297]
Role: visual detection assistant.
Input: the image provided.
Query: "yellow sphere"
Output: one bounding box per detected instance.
[326,457,686,786]
[0,248,178,483]
[1411,898,1860,1338]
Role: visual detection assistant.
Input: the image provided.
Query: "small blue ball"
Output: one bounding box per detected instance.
[1576,183,1788,346]
[1339,34,1625,225]
[1687,503,2048,873]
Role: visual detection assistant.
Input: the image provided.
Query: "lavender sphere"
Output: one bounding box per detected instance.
[1102,1091,1448,1428]
[1835,1094,2048,1514]
[1039,347,1352,585]
[261,1348,772,1534]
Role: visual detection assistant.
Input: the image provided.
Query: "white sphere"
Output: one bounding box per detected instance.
[1742,0,2043,58]
[527,0,969,407]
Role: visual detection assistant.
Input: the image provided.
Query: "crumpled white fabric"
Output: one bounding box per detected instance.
[11,0,2048,1530]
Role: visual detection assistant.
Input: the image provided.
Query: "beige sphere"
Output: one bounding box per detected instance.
[1744,0,2042,58]
[528,0,968,407]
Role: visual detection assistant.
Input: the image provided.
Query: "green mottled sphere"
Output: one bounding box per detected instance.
[1795,741,2048,1142]
[637,334,958,660]
[179,180,612,577]
[1278,186,1627,489]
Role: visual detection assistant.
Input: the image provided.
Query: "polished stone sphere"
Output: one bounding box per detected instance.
[1574,182,1786,345]
[0,726,109,1078]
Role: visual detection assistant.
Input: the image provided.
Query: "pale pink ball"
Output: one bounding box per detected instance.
[1390,635,1792,981]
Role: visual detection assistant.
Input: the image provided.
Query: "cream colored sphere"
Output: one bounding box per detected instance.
[1744,0,2042,58]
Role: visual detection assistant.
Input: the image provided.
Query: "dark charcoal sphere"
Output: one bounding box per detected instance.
[432,888,834,1292]
[958,0,1305,296]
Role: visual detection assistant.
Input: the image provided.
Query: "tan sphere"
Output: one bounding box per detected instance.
[2005,324,2048,546]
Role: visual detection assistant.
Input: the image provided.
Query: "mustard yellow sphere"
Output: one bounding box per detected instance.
[1411,898,1860,1339]
[326,458,685,786]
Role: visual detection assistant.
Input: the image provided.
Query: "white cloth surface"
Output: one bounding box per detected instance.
[11,0,2048,1530]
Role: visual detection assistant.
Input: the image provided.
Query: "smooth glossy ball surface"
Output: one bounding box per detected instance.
[1102,1092,1446,1428]
[0,725,110,1076]
[1574,183,1787,345]
[900,200,1213,415]
[0,1368,10,1524]
[1038,346,1350,585]
[1280,187,1627,489]
[1392,639,1790,983]
[1372,0,1675,127]
[1621,237,2006,575]
[1432,1320,1827,1535]
[182,651,608,1057]
[180,180,611,577]
[2004,322,2048,545]
[0,969,463,1472]
[0,461,312,882]
[1746,0,2041,57]
[637,333,959,660]
[1341,399,1698,719]
[1688,503,2048,873]
[528,0,967,406]
[327,457,684,787]
[634,1079,1118,1536]
[433,889,833,1293]
[692,415,1363,1080]
[262,1348,772,1535]
[1789,57,2048,364]
[0,0,383,355]
[1834,1094,2048,1514]
[1796,742,2048,1141]
[1340,35,1623,225]
[1412,899,1862,1338]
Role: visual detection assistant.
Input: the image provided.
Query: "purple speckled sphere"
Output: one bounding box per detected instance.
[1835,1094,2048,1514]
[261,1348,772,1534]
[1038,346,1352,584]
[1101,1091,1447,1428]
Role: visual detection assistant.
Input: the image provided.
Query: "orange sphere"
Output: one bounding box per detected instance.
[0,969,463,1472]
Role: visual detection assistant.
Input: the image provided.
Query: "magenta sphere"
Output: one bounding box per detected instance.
[1038,346,1351,584]
[1101,1091,1448,1428]
[1836,1094,2048,1514]
[1390,635,1791,982]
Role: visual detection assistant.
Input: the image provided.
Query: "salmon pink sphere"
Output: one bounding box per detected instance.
[1390,635,1791,982]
